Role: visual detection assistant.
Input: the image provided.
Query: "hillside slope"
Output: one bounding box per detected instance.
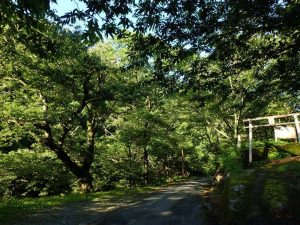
[205,156,300,225]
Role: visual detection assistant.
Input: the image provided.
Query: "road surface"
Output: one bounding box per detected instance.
[98,179,208,225]
[14,178,209,225]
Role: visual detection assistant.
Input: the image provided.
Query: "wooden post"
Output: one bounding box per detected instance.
[249,121,253,164]
[237,134,241,150]
[294,114,300,143]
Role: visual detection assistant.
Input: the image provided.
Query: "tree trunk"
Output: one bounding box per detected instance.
[54,145,94,192]
[41,121,95,193]
[82,114,95,171]
[143,148,149,185]
[79,114,96,192]
[78,171,94,192]
[55,147,94,192]
[180,149,186,176]
[128,144,133,188]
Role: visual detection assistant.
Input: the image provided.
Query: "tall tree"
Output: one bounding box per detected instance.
[0,23,123,191]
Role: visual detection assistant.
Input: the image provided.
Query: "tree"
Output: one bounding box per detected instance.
[4,1,299,95]
[0,23,123,192]
[123,1,300,104]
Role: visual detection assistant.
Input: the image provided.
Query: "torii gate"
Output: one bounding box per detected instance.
[243,113,300,164]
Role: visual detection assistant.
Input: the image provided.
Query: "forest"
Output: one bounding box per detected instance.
[0,1,300,225]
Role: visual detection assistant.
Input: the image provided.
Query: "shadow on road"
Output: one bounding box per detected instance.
[14,178,210,225]
[96,179,209,225]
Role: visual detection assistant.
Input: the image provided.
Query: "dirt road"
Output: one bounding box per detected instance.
[15,178,209,225]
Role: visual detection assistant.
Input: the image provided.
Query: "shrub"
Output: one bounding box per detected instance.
[0,149,74,197]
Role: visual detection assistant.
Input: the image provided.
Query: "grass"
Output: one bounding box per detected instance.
[0,175,192,225]
[0,186,160,225]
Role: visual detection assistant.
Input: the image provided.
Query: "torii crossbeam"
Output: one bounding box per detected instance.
[243,113,300,164]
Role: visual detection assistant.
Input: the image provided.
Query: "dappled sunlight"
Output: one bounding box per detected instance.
[1,1,299,225]
[9,179,208,225]
[160,210,173,216]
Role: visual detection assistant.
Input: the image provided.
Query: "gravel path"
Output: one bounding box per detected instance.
[14,178,209,225]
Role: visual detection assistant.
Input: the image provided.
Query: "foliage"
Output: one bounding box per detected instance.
[0,150,73,197]
[1,4,300,222]
[0,21,127,192]
[219,146,244,174]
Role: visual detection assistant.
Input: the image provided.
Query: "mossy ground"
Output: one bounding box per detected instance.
[206,156,300,225]
[253,142,300,160]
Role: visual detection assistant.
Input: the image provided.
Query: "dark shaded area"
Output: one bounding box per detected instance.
[206,157,300,225]
[98,181,206,225]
